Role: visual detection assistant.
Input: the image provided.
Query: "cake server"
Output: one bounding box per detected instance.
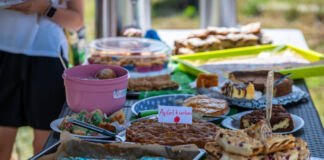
[262,70,274,138]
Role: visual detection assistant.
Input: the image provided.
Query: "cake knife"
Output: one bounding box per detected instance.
[261,70,274,138]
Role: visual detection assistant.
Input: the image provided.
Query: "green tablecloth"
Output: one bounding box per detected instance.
[139,65,197,99]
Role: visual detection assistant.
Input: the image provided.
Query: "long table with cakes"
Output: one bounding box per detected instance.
[36,29,324,159]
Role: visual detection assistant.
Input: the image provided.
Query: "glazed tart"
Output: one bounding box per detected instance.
[182,95,229,116]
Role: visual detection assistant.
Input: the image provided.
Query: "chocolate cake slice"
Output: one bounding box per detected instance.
[240,105,294,132]
[229,70,294,97]
[221,82,255,99]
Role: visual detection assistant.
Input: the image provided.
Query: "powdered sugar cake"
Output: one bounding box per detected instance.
[205,142,267,160]
[205,121,310,160]
[215,129,264,156]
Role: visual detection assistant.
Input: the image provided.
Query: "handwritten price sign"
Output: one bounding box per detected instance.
[158,106,192,124]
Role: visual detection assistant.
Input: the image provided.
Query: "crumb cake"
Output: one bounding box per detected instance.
[205,121,309,160]
[126,118,220,148]
[221,82,255,99]
[128,74,179,92]
[294,138,311,160]
[229,70,294,97]
[182,95,229,116]
[240,105,294,132]
[205,142,267,160]
[215,129,264,156]
[262,134,296,154]
[196,73,219,88]
[273,149,299,160]
[243,121,296,154]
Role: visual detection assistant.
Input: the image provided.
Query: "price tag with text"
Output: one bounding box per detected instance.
[158,106,192,124]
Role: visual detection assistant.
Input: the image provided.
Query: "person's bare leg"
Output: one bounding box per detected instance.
[0,126,17,160]
[33,129,50,155]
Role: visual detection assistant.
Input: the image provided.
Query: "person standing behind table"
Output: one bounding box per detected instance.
[0,0,84,159]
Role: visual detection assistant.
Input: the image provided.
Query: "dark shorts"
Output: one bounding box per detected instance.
[0,50,66,130]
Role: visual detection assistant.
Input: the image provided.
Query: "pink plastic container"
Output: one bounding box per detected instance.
[63,64,129,115]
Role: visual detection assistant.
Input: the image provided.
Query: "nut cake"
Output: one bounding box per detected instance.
[126,118,220,148]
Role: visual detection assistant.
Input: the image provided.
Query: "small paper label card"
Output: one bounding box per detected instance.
[158,106,192,124]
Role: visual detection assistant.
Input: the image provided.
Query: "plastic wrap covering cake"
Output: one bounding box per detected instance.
[87,37,171,74]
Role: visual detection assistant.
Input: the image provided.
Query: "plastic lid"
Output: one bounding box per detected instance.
[88,37,171,57]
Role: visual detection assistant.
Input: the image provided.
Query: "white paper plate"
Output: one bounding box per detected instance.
[50,118,111,139]
[221,110,304,134]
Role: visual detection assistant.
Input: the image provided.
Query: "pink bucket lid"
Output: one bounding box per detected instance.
[62,64,129,85]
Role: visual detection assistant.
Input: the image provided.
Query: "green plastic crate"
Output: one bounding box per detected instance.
[171,45,324,79]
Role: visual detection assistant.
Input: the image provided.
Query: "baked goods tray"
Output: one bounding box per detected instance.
[172,44,324,79]
[30,138,206,160]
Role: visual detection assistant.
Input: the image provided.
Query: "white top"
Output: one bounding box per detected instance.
[0,0,69,60]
